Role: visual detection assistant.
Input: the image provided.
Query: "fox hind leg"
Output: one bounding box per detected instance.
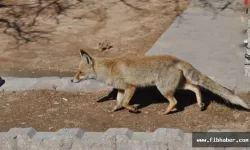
[156,71,183,115]
[184,82,205,111]
[159,91,178,115]
[156,83,178,115]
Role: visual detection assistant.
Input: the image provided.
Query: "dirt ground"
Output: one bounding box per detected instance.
[0,88,250,132]
[1,0,249,133]
[0,0,190,75]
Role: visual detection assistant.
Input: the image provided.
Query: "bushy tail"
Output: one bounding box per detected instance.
[176,62,249,109]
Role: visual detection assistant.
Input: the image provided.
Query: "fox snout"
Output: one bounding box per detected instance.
[71,71,84,83]
[71,78,81,83]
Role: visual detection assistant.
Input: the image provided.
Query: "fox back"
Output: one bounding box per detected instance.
[73,50,185,90]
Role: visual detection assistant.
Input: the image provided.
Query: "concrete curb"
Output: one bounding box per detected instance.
[0,77,112,92]
[0,128,248,150]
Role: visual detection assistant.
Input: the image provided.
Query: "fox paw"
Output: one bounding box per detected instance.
[159,111,169,115]
[131,105,138,112]
[171,108,177,112]
[108,104,122,113]
[199,103,205,111]
[125,105,138,113]
[158,108,177,115]
[158,110,169,115]
[107,109,115,113]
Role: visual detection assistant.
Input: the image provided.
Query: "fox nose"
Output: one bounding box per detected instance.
[71,78,80,83]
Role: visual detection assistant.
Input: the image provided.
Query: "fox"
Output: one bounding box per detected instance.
[71,49,249,115]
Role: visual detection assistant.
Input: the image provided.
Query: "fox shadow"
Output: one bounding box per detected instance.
[97,86,249,114]
[0,78,5,88]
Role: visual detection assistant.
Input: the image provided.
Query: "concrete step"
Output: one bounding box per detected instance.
[0,128,248,150]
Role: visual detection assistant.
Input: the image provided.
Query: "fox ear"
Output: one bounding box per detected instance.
[79,49,94,65]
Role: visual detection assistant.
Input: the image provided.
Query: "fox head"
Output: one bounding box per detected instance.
[71,49,96,83]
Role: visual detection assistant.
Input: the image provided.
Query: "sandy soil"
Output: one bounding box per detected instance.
[0,88,249,132]
[0,0,190,74]
[2,0,249,133]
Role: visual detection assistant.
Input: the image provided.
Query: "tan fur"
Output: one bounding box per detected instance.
[72,50,249,114]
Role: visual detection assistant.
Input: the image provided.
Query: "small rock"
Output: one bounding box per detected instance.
[62,98,68,102]
[46,108,59,112]
[53,101,59,105]
[38,114,43,117]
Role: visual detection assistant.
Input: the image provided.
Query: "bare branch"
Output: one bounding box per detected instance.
[0,0,84,47]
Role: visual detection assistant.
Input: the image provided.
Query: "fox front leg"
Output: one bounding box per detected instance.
[121,86,138,112]
[108,86,138,113]
[108,89,124,112]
